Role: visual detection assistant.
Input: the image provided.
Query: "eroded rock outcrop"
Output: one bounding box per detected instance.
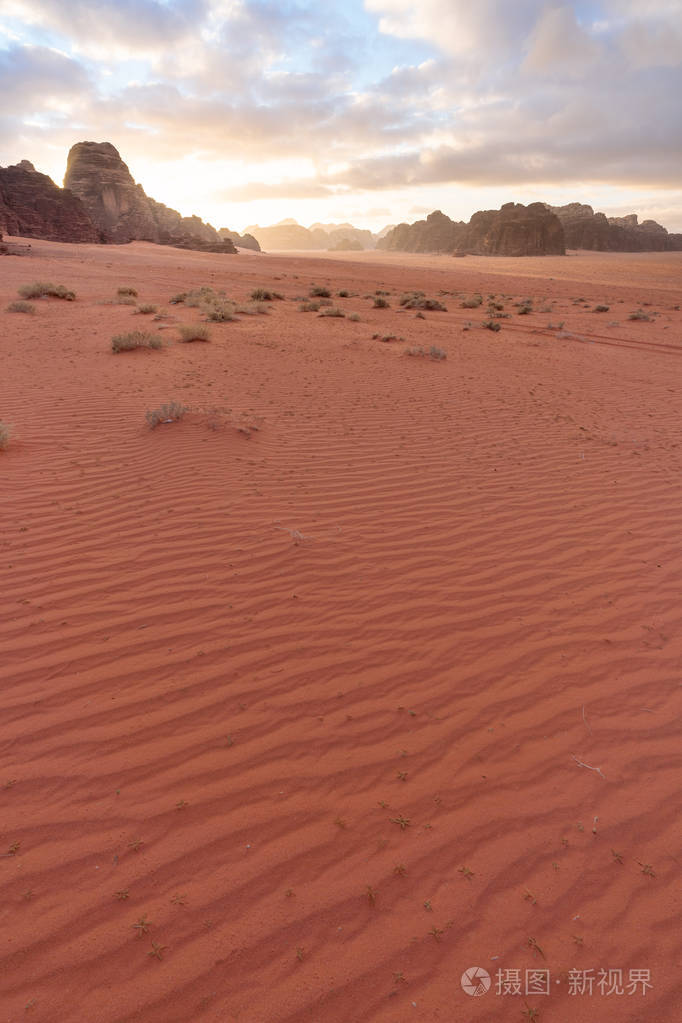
[459,202,565,256]
[377,210,466,253]
[550,203,682,251]
[64,141,236,252]
[219,228,261,251]
[0,160,101,242]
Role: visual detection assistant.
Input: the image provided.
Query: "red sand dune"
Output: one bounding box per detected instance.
[1,240,681,1022]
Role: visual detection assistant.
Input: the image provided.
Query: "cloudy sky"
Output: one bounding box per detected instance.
[1,0,681,232]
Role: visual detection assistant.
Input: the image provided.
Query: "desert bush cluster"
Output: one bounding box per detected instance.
[111,330,163,353]
[18,281,75,301]
[6,301,35,314]
[399,292,447,311]
[145,401,187,428]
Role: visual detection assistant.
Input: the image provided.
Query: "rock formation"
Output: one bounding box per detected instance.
[377,210,466,253]
[0,160,101,242]
[550,203,682,251]
[379,204,564,256]
[458,202,565,256]
[64,141,236,252]
[219,228,261,251]
[245,219,377,251]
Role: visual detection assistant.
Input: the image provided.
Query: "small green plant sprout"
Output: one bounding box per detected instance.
[284,888,295,898]
[148,941,168,960]
[522,1004,540,1021]
[458,866,474,881]
[132,915,151,937]
[175,799,188,809]
[423,900,432,911]
[178,323,211,342]
[112,330,162,353]
[378,800,389,808]
[638,861,656,878]
[6,300,35,313]
[573,935,584,947]
[429,926,444,941]
[18,281,75,301]
[334,817,348,830]
[310,285,330,298]
[171,893,187,906]
[397,771,408,781]
[6,841,20,856]
[373,296,390,308]
[0,422,13,451]
[390,815,411,831]
[128,838,144,852]
[523,890,537,905]
[527,937,545,959]
[482,319,501,331]
[136,303,158,315]
[611,849,624,864]
[393,971,407,985]
[115,889,130,901]
[552,862,560,871]
[296,946,305,961]
[393,864,407,876]
[593,304,609,312]
[118,286,138,297]
[145,402,187,429]
[22,889,35,900]
[366,886,378,906]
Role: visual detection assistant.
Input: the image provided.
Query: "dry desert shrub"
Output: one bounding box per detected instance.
[373,296,390,308]
[593,305,610,312]
[310,285,331,298]
[117,286,138,297]
[145,402,187,428]
[405,345,447,360]
[348,312,360,322]
[18,281,75,301]
[461,294,483,308]
[318,306,345,317]
[234,303,269,315]
[629,309,652,321]
[299,301,320,312]
[178,323,211,342]
[0,422,12,449]
[482,319,501,331]
[6,300,35,314]
[400,292,447,311]
[112,330,163,353]
[136,303,158,315]
[250,288,283,301]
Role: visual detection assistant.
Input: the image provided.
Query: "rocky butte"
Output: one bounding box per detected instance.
[379,203,565,256]
[549,203,682,251]
[63,142,236,252]
[0,160,101,243]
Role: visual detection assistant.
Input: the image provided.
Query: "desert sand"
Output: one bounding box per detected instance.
[1,239,681,1022]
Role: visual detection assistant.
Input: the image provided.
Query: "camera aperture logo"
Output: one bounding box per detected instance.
[461,967,491,997]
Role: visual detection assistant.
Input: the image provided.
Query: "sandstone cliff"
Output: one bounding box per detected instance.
[64,142,236,252]
[459,202,565,256]
[379,204,564,256]
[0,160,101,242]
[551,203,682,251]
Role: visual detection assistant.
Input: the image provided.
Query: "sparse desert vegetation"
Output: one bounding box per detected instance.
[6,300,35,314]
[18,281,75,301]
[0,421,12,449]
[111,330,163,352]
[145,401,187,428]
[178,324,211,342]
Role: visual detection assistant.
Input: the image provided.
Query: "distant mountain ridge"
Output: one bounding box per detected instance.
[2,142,681,255]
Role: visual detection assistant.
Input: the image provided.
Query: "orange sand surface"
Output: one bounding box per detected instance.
[1,240,681,1023]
